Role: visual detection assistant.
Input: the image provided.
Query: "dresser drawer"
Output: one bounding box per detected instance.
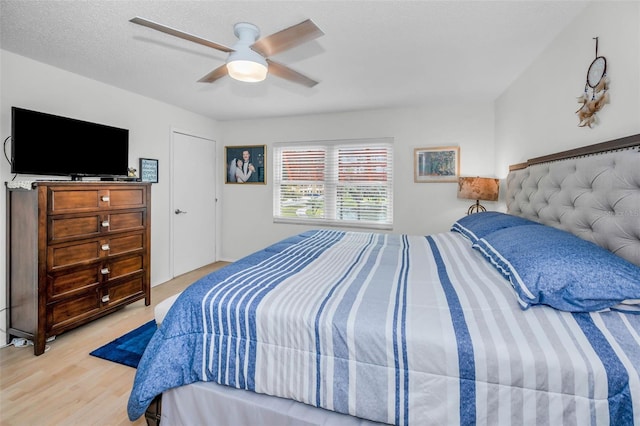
[103,275,145,306]
[49,214,101,242]
[109,187,146,208]
[49,240,102,269]
[48,232,145,269]
[107,232,145,256]
[48,291,101,333]
[107,210,146,233]
[104,253,144,281]
[48,264,101,300]
[48,185,147,213]
[49,209,146,243]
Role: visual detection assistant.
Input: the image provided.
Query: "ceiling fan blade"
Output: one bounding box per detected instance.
[130,17,234,53]
[266,59,319,88]
[251,19,324,57]
[197,64,229,83]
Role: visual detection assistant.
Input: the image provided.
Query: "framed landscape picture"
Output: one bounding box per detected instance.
[225,145,266,184]
[414,146,460,183]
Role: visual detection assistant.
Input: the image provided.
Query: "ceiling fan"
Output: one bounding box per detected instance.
[130,17,324,87]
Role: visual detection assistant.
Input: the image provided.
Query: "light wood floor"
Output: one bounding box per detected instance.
[0,262,229,426]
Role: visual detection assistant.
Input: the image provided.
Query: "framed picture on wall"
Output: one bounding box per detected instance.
[414,146,460,183]
[225,145,266,184]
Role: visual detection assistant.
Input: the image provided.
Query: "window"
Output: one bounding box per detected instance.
[274,138,393,229]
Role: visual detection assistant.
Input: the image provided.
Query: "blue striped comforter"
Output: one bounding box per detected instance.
[128,230,640,425]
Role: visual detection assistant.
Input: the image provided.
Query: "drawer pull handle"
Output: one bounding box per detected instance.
[101,196,110,202]
[101,295,110,303]
[101,244,110,251]
[101,268,109,275]
[101,221,109,228]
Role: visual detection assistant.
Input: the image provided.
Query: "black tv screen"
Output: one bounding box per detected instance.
[11,107,129,179]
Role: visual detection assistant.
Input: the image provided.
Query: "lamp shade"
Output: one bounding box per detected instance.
[457,177,499,201]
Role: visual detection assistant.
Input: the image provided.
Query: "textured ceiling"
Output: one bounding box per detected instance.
[0,1,588,121]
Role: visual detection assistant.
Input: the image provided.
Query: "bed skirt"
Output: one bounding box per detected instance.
[157,381,386,425]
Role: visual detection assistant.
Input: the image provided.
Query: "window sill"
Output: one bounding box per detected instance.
[273,217,393,231]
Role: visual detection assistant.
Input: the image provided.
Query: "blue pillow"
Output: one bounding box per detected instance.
[451,212,541,243]
[472,225,640,312]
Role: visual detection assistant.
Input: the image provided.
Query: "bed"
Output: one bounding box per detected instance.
[128,134,640,425]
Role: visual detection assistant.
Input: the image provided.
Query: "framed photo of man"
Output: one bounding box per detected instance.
[225,145,266,184]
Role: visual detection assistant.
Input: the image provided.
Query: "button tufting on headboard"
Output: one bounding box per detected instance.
[507,146,640,267]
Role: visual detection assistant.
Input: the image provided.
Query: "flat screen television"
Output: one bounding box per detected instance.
[11,106,129,180]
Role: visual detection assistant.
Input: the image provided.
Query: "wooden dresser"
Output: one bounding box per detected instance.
[6,181,151,355]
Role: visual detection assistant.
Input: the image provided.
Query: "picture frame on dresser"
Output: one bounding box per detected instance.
[140,158,158,183]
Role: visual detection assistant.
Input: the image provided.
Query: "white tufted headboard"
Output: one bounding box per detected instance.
[506,134,640,267]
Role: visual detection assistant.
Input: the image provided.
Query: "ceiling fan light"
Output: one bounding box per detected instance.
[226,47,268,83]
[227,60,268,82]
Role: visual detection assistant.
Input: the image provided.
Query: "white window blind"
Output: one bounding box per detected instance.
[274,138,393,229]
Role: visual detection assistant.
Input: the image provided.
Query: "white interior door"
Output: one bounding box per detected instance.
[171,130,217,277]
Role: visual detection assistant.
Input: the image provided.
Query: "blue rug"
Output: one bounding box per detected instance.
[90,320,157,368]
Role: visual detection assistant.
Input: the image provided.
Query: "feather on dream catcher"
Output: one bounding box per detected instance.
[576,37,609,128]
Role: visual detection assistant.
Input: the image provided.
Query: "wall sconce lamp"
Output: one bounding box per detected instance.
[457,177,500,215]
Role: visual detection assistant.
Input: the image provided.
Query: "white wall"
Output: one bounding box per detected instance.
[0,50,220,343]
[495,1,640,172]
[218,104,496,261]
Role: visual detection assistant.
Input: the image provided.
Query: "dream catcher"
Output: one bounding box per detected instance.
[576,37,609,128]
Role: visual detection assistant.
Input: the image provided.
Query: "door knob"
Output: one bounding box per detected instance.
[175,209,188,214]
